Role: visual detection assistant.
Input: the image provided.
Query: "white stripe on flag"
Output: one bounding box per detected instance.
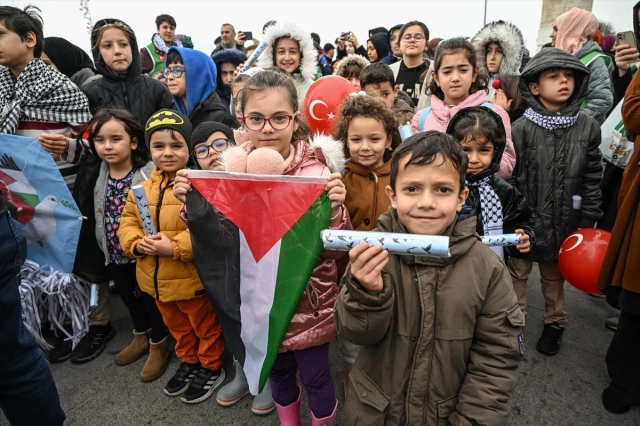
[238,230,281,395]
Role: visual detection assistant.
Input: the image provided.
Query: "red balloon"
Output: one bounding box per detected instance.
[557,228,611,294]
[303,76,355,135]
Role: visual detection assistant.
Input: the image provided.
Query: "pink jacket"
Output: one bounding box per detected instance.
[411,90,516,178]
[243,140,352,352]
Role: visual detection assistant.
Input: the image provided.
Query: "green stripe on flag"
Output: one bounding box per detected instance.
[259,192,332,390]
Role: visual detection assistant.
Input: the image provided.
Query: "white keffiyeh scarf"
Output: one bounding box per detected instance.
[0,59,92,135]
[469,176,505,259]
[152,33,182,54]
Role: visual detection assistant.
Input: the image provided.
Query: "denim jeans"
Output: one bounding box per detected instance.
[0,200,65,426]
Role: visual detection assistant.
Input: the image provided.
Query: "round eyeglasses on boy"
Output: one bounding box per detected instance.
[162,66,185,79]
[194,138,232,159]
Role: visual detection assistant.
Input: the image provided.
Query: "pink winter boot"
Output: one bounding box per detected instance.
[311,400,338,426]
[275,385,302,426]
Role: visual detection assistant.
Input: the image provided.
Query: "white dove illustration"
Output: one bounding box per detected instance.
[23,195,60,247]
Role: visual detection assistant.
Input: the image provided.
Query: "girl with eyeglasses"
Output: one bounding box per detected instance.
[189,122,236,171]
[389,20,432,109]
[173,69,351,425]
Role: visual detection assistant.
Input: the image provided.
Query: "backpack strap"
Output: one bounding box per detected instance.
[418,107,432,132]
[580,51,612,68]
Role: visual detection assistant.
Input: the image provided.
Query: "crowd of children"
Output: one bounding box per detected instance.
[2,3,640,426]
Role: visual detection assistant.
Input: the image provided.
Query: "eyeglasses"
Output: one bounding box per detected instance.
[194,138,232,159]
[241,114,294,131]
[162,66,185,78]
[402,34,426,42]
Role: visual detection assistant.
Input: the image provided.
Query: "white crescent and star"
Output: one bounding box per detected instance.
[309,100,336,121]
[563,234,584,252]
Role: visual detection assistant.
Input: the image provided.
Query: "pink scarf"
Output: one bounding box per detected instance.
[555,7,599,55]
[425,90,489,132]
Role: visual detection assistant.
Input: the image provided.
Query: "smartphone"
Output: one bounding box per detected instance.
[342,32,351,41]
[242,31,253,40]
[616,31,637,50]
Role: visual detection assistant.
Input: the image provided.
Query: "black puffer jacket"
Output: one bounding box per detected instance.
[510,48,603,262]
[447,106,534,260]
[81,19,173,126]
[190,91,239,129]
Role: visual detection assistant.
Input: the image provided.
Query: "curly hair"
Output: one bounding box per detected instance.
[333,95,401,163]
[428,37,489,100]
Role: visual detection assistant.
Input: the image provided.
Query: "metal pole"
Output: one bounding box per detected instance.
[484,0,488,25]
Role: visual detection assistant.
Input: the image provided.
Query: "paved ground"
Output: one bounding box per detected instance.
[3,267,640,425]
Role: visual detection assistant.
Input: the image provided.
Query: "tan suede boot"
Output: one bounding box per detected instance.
[115,330,149,366]
[140,336,171,382]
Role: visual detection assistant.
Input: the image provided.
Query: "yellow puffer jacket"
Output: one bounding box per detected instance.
[118,167,205,302]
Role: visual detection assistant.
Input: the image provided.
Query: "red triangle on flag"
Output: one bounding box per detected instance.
[190,173,327,262]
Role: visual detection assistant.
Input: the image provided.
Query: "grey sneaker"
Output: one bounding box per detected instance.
[251,379,275,415]
[216,359,250,406]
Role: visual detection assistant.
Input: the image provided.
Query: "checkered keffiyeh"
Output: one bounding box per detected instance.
[468,176,505,259]
[523,107,579,131]
[0,59,92,135]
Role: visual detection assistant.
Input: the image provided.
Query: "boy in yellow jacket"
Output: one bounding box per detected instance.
[118,109,225,404]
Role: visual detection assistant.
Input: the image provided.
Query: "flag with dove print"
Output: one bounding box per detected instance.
[0,134,84,348]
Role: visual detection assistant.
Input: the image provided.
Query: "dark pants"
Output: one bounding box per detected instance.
[605,310,640,404]
[599,162,624,232]
[0,202,65,426]
[269,343,336,418]
[109,262,167,343]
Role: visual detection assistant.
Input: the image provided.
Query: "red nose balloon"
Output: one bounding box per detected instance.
[303,76,355,135]
[557,228,611,294]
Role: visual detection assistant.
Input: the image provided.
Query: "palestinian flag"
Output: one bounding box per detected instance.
[186,171,330,394]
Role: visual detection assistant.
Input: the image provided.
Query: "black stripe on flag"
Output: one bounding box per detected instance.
[186,188,245,365]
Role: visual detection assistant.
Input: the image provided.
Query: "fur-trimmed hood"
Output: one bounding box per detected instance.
[471,20,524,76]
[335,55,370,77]
[257,21,318,81]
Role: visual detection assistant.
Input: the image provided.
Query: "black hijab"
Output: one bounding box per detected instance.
[43,37,95,78]
[369,33,390,62]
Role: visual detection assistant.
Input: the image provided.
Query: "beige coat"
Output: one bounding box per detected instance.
[335,208,524,425]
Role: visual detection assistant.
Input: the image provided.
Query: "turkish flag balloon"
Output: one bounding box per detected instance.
[303,76,355,135]
[557,228,611,295]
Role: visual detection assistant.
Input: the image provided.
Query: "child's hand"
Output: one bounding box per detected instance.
[39,133,70,155]
[234,62,244,78]
[173,169,192,204]
[326,172,346,217]
[491,89,512,111]
[349,242,388,294]
[515,229,531,253]
[143,233,174,257]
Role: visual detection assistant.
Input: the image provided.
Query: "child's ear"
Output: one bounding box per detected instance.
[26,31,37,50]
[432,71,440,87]
[293,111,300,132]
[457,186,470,212]
[472,66,479,82]
[385,184,398,208]
[385,132,393,149]
[393,85,399,96]
[528,82,540,96]
[131,136,138,150]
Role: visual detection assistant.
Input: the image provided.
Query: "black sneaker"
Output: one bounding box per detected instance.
[181,367,226,404]
[164,362,200,396]
[536,322,565,356]
[48,338,72,363]
[70,323,115,364]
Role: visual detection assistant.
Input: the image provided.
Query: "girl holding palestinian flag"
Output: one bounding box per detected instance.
[174,69,351,425]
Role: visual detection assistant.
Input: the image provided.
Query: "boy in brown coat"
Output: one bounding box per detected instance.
[334,131,524,426]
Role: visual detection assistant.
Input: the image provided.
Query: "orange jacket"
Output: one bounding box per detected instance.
[118,167,205,302]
